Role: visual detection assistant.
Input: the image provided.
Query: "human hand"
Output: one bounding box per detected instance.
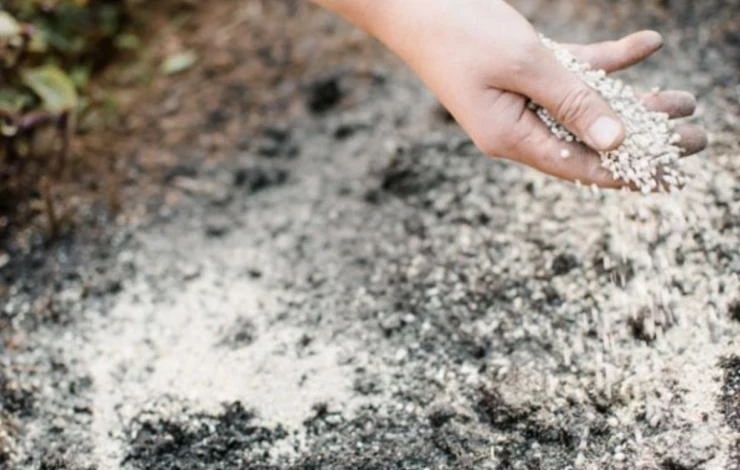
[324,0,707,188]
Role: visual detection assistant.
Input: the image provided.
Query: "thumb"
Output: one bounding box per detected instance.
[510,45,625,152]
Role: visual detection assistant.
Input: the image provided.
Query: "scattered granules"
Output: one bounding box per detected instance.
[532,35,687,193]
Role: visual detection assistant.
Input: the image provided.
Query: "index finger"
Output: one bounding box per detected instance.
[564,30,663,73]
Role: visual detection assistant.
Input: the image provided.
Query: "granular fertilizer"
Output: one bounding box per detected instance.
[533,36,687,193]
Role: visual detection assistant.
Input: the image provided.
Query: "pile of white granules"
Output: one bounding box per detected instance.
[532,36,687,193]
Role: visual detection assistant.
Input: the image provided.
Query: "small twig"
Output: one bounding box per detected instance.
[57,111,71,172]
[106,170,122,214]
[18,111,55,131]
[40,177,59,239]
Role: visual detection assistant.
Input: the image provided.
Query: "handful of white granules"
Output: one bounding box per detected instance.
[532,36,686,193]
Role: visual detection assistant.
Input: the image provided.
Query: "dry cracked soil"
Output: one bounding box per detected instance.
[0,0,738,469]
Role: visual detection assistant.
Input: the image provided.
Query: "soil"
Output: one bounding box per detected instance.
[0,0,738,469]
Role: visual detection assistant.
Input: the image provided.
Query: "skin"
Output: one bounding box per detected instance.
[309,0,707,188]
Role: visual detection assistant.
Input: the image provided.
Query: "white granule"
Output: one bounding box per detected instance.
[533,36,686,193]
[560,149,571,159]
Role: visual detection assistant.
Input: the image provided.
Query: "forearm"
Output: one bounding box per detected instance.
[309,0,447,76]
[308,0,385,34]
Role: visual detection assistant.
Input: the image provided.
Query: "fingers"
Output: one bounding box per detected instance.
[640,90,697,119]
[508,44,626,152]
[564,31,663,73]
[487,104,705,190]
[505,31,664,153]
[638,91,706,156]
[674,124,708,156]
[563,32,696,121]
[496,103,624,188]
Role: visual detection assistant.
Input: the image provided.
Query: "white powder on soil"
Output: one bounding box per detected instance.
[81,244,369,469]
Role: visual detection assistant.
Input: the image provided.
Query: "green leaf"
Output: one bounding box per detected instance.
[22,65,78,113]
[161,50,197,75]
[115,32,140,50]
[0,89,34,113]
[69,64,92,88]
[28,31,48,53]
[0,11,21,38]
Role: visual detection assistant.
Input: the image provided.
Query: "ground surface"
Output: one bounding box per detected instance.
[1,0,739,469]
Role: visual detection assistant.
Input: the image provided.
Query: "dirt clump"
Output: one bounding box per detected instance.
[124,402,288,470]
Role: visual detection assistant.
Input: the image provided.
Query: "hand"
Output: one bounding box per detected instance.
[319,0,707,188]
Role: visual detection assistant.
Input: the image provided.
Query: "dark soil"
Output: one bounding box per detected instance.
[723,357,740,468]
[124,402,288,470]
[722,357,740,429]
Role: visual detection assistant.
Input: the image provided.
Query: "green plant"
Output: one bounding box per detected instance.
[0,1,129,154]
[0,0,130,226]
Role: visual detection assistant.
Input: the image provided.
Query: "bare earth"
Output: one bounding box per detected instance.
[0,0,738,469]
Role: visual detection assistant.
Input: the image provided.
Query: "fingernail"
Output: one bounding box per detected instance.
[644,31,663,50]
[588,116,623,150]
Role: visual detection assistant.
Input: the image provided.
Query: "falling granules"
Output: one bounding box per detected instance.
[532,35,686,193]
[522,35,738,468]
